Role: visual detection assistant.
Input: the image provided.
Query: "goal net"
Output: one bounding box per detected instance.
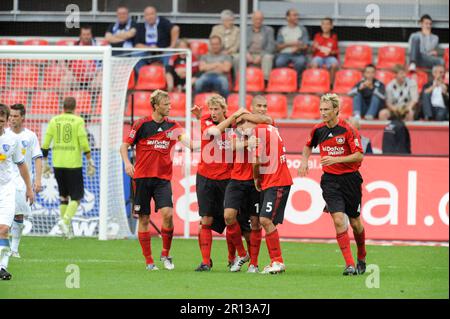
[0,46,193,240]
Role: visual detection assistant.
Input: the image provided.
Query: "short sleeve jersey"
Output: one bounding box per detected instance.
[125,117,183,180]
[230,131,255,181]
[0,130,25,185]
[306,119,363,174]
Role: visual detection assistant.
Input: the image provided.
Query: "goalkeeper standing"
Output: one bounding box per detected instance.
[41,97,95,238]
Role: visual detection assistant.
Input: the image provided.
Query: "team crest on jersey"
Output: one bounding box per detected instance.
[2,144,10,153]
[336,137,345,145]
[354,139,360,147]
[205,120,213,126]
[129,129,136,139]
[22,140,28,148]
[134,205,141,212]
[166,131,173,139]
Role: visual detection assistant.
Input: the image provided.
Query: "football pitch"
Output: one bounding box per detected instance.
[0,237,448,299]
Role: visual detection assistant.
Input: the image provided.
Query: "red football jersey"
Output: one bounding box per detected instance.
[197,114,233,180]
[306,118,363,174]
[255,124,293,190]
[230,132,254,181]
[125,117,183,180]
[312,32,339,58]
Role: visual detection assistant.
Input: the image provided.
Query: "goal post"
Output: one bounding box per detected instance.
[0,45,193,240]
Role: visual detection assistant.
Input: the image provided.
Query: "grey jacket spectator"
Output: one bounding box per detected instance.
[247,25,275,55]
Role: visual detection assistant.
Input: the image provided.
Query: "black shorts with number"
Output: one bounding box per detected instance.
[260,186,291,225]
[320,171,363,218]
[54,167,84,201]
[133,178,173,215]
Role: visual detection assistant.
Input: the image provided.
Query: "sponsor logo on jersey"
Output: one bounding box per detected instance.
[2,144,10,153]
[147,139,170,149]
[21,148,26,155]
[336,137,345,145]
[22,140,28,148]
[322,145,345,156]
[0,153,6,161]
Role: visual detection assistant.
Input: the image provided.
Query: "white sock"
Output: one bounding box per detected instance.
[10,220,24,253]
[0,239,11,270]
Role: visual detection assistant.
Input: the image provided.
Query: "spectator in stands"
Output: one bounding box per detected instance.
[380,64,419,121]
[194,36,232,98]
[104,5,137,50]
[347,118,373,154]
[420,64,449,121]
[349,64,385,120]
[382,108,411,154]
[210,10,240,74]
[311,17,339,84]
[275,9,310,84]
[76,25,97,46]
[165,39,199,92]
[245,10,275,81]
[408,14,444,71]
[134,6,180,72]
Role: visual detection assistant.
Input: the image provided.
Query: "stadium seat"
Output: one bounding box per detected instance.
[56,39,77,46]
[291,95,320,119]
[227,93,252,114]
[299,68,330,94]
[0,64,7,87]
[375,70,396,86]
[332,69,362,94]
[63,90,92,113]
[0,39,17,45]
[444,48,449,70]
[194,93,216,109]
[10,64,40,89]
[338,95,353,119]
[0,91,28,107]
[69,60,98,83]
[135,64,166,90]
[376,46,406,69]
[42,63,71,89]
[342,45,373,69]
[97,39,110,46]
[265,94,288,119]
[266,68,298,93]
[169,92,186,117]
[189,40,209,56]
[233,67,265,92]
[31,91,60,114]
[126,91,153,117]
[23,39,49,46]
[128,70,136,90]
[407,70,429,92]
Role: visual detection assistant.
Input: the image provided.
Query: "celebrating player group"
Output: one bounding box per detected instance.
[120,90,367,276]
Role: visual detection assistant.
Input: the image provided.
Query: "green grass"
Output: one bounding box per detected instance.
[0,237,448,299]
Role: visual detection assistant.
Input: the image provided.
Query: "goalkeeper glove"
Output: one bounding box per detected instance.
[87,159,96,177]
[42,159,52,178]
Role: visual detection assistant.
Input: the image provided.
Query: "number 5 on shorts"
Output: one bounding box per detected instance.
[266,202,273,213]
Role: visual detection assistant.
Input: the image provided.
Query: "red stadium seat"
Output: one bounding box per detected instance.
[299,68,330,94]
[338,95,353,119]
[194,93,216,109]
[291,95,320,119]
[233,67,265,92]
[266,68,298,93]
[265,94,288,119]
[333,69,362,94]
[0,39,17,45]
[97,39,110,46]
[23,39,49,46]
[189,40,209,56]
[63,90,92,113]
[342,45,373,69]
[135,64,166,90]
[56,39,77,46]
[42,63,71,89]
[0,91,28,107]
[169,92,186,117]
[377,46,406,69]
[126,91,153,117]
[375,70,396,86]
[69,60,98,83]
[444,48,449,70]
[407,70,429,92]
[10,64,39,89]
[0,64,7,87]
[227,93,252,114]
[128,70,136,90]
[31,91,60,114]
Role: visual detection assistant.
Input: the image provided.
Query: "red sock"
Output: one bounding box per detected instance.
[337,231,355,267]
[226,222,247,257]
[250,229,262,266]
[226,230,236,263]
[245,236,251,256]
[199,225,212,265]
[353,228,367,261]
[161,227,174,257]
[265,229,283,264]
[138,231,153,265]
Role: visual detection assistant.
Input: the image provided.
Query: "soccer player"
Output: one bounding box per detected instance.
[193,95,249,272]
[120,90,193,271]
[41,97,95,239]
[251,120,293,274]
[7,104,43,258]
[0,104,34,280]
[299,93,367,276]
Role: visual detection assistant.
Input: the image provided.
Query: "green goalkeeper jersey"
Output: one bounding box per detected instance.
[42,112,91,168]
